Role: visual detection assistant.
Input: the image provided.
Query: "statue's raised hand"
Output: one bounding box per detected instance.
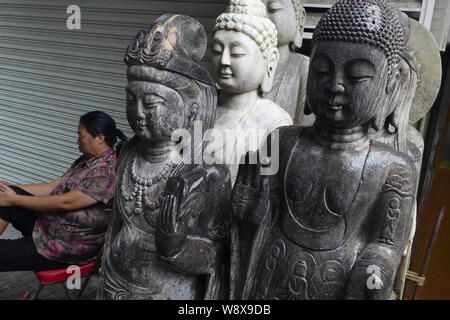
[156,177,188,258]
[232,152,271,227]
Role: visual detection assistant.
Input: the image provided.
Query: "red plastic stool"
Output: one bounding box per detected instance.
[32,260,99,300]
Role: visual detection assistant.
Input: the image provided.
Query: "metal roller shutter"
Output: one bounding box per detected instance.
[0,0,228,184]
[304,0,431,40]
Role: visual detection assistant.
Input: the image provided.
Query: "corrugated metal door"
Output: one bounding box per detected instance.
[0,0,228,184]
[304,0,428,40]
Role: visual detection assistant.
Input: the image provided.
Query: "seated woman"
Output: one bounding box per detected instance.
[0,111,126,272]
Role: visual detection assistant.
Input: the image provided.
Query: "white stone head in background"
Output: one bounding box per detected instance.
[210,0,292,184]
[261,0,310,125]
[264,0,306,49]
[213,0,280,95]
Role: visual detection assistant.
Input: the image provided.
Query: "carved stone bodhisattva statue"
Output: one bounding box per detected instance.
[261,0,310,125]
[209,0,292,184]
[231,0,417,300]
[98,15,231,300]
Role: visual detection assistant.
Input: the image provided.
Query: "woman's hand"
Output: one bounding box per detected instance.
[0,184,17,207]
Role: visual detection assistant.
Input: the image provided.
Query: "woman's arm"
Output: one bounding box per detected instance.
[0,185,97,211]
[0,179,61,197]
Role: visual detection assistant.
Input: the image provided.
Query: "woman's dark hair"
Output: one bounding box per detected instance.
[79,111,127,150]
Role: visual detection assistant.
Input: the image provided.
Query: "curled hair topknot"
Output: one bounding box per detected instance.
[214,0,277,59]
[313,0,405,74]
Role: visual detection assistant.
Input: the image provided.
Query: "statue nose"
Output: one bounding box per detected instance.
[220,48,231,66]
[327,72,346,94]
[136,100,146,118]
[329,83,345,94]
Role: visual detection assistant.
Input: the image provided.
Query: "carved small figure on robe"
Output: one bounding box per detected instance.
[231,0,418,300]
[97,14,231,300]
[323,269,338,299]
[260,0,310,125]
[209,0,292,184]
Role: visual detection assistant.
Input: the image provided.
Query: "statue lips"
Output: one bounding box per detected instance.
[218,65,232,78]
[320,102,345,123]
[326,96,346,112]
[318,96,347,123]
[328,105,343,112]
[219,69,232,80]
[137,119,147,129]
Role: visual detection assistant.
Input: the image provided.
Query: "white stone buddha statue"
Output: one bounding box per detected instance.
[209,0,293,184]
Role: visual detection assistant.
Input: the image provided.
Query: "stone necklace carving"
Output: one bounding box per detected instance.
[121,154,177,215]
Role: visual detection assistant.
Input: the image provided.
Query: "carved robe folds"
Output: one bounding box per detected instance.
[99,140,231,300]
[231,127,416,300]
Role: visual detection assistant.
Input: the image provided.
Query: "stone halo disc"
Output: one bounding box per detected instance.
[407,18,442,124]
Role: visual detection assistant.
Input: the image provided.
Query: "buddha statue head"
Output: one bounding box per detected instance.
[212,0,279,95]
[307,0,405,131]
[124,14,217,149]
[262,0,306,49]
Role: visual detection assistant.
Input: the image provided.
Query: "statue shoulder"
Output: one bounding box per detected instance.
[298,52,310,67]
[115,137,139,171]
[176,163,231,237]
[406,125,424,155]
[117,136,139,160]
[290,51,309,66]
[291,52,310,73]
[263,125,303,158]
[259,98,293,132]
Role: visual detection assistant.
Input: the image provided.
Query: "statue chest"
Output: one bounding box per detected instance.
[116,152,170,235]
[281,138,371,250]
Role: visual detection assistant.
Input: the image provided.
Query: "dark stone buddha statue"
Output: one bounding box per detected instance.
[231,0,417,300]
[261,0,310,125]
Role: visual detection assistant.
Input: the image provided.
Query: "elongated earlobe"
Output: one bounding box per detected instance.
[386,64,401,96]
[372,64,402,131]
[372,111,385,131]
[260,48,280,94]
[293,8,307,49]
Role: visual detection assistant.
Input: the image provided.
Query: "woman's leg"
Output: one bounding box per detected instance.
[0,237,70,272]
[0,187,38,237]
[0,219,8,235]
[0,186,70,272]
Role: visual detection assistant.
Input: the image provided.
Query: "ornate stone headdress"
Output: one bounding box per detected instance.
[124,14,214,86]
[124,14,217,140]
[313,0,405,75]
[214,0,278,59]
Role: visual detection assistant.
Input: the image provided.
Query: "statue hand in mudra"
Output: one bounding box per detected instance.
[156,178,189,258]
[232,152,271,227]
